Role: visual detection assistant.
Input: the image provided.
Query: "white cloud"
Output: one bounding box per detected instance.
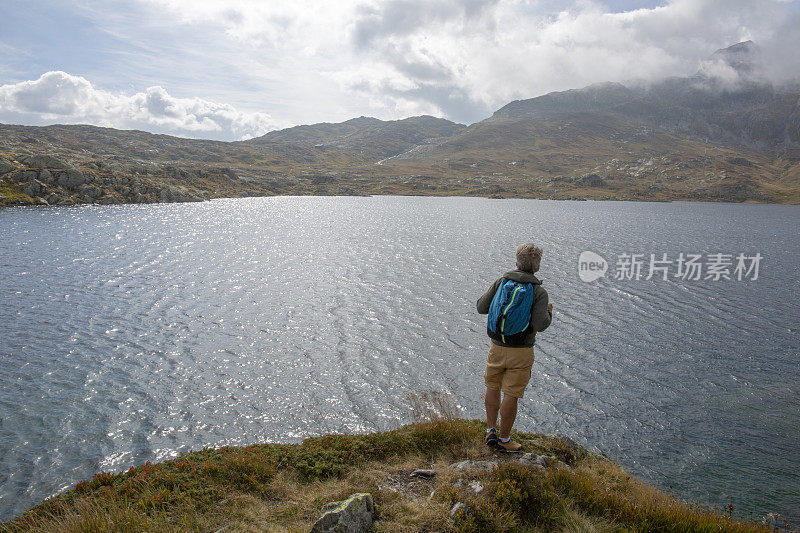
[697,59,746,88]
[336,0,800,120]
[0,71,282,140]
[127,0,799,125]
[3,0,799,134]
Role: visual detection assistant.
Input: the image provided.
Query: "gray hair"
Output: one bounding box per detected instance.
[516,243,543,272]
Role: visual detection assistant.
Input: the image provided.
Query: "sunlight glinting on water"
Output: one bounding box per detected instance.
[0,196,798,521]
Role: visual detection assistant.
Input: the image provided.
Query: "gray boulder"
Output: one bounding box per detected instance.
[160,186,203,203]
[19,155,69,169]
[14,170,38,182]
[38,169,54,184]
[549,434,589,465]
[761,512,793,530]
[78,184,102,199]
[576,173,606,187]
[554,434,586,456]
[47,193,61,205]
[311,493,375,533]
[453,477,489,494]
[728,156,754,167]
[449,460,498,472]
[23,179,46,196]
[516,453,562,469]
[0,159,13,175]
[58,169,89,190]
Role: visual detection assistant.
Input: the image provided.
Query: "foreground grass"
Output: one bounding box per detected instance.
[2,419,770,532]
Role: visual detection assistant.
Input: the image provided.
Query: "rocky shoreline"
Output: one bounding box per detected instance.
[2,148,796,208]
[0,154,218,206]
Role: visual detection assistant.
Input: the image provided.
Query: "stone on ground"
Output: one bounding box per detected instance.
[311,493,375,533]
[449,459,498,472]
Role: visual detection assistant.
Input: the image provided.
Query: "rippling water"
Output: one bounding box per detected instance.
[1,196,798,522]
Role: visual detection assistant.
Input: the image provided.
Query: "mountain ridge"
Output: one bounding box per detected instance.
[2,41,798,206]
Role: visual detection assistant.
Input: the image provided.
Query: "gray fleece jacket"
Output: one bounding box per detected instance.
[476,269,552,347]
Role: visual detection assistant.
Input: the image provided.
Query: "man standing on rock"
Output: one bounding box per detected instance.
[477,243,553,452]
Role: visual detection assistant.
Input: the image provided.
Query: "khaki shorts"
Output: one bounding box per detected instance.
[484,343,535,398]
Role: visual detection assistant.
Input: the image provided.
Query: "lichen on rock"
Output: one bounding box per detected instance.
[311,493,375,533]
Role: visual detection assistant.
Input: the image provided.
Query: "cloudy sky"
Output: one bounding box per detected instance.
[1,0,798,141]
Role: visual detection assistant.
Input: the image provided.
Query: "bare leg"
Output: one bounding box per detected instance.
[498,395,518,439]
[485,388,501,429]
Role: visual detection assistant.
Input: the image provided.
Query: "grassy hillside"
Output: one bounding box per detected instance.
[376,112,789,203]
[1,74,798,207]
[246,115,466,164]
[3,41,799,207]
[2,418,772,532]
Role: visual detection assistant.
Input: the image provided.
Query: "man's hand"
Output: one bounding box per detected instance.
[547,303,553,312]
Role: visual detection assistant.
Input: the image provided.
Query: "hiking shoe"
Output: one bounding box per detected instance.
[494,438,524,453]
[484,428,498,447]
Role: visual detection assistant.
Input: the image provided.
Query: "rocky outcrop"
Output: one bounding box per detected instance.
[15,170,38,182]
[159,186,204,202]
[576,173,607,187]
[444,451,574,529]
[0,154,222,207]
[311,493,375,533]
[78,184,102,201]
[449,460,498,472]
[728,156,754,167]
[23,179,47,197]
[449,452,569,474]
[57,169,90,190]
[38,169,53,183]
[18,154,69,169]
[0,159,14,175]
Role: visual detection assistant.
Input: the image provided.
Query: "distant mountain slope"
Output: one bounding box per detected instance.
[490,42,800,157]
[245,115,466,163]
[1,42,799,206]
[493,82,638,118]
[707,40,763,76]
[0,123,263,164]
[249,116,384,145]
[377,110,792,203]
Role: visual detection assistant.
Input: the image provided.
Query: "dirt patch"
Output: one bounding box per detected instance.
[378,469,437,498]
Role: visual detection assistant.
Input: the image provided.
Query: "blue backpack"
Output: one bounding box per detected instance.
[487,279,535,345]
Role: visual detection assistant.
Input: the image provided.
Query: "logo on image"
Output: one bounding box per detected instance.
[578,251,608,282]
